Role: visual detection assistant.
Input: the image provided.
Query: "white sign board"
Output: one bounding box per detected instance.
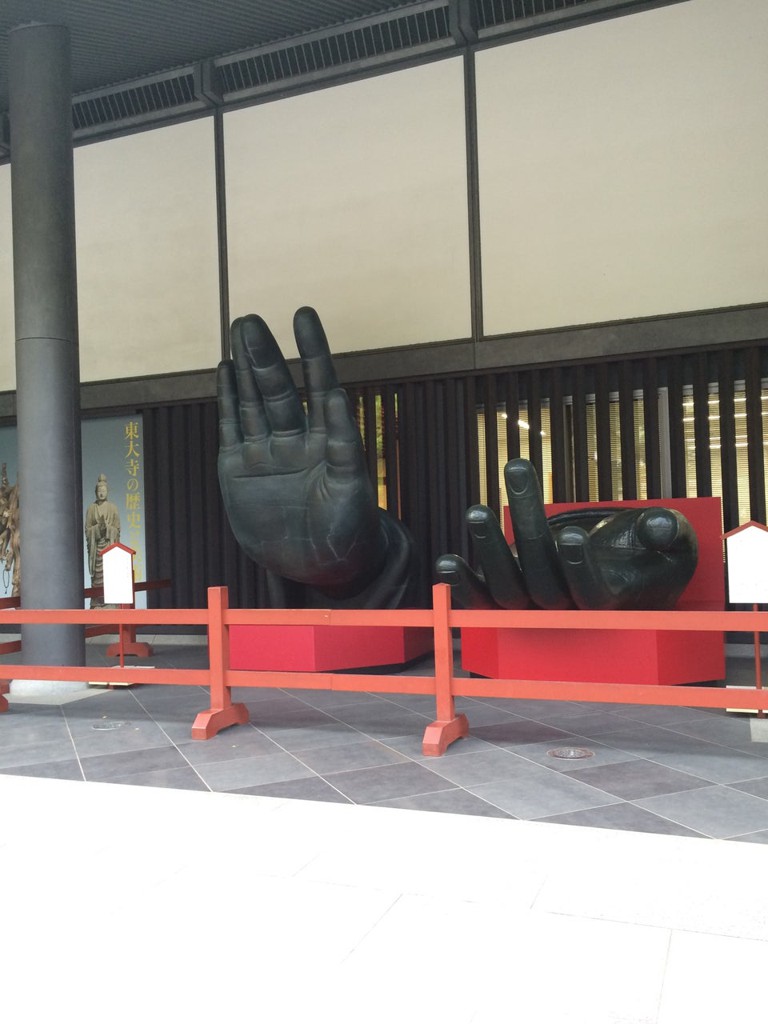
[102,545,135,606]
[725,524,768,604]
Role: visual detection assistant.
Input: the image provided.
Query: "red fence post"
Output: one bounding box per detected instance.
[191,586,249,739]
[422,583,469,755]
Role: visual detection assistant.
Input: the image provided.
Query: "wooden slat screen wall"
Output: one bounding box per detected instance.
[744,346,767,526]
[548,367,567,502]
[717,349,740,530]
[692,352,712,497]
[571,363,589,501]
[666,354,687,497]
[144,402,262,611]
[618,361,637,500]
[643,356,661,499]
[594,362,613,501]
[142,342,768,609]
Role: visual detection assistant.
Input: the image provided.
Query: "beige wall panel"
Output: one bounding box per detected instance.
[75,118,220,381]
[0,166,14,392]
[225,59,470,353]
[477,0,768,335]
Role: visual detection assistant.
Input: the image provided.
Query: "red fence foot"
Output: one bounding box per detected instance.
[422,713,469,756]
[0,679,9,714]
[191,703,249,740]
[106,640,153,659]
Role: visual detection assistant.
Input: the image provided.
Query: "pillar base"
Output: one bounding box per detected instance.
[10,679,90,699]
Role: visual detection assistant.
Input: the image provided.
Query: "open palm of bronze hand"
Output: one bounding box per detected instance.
[217,307,385,595]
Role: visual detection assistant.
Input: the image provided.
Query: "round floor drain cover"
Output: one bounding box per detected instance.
[547,746,594,760]
[91,720,129,731]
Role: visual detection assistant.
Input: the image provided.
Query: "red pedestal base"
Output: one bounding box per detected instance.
[230,624,432,672]
[462,626,725,686]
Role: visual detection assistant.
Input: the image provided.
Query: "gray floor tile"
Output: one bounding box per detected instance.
[471,720,574,748]
[547,718,642,740]
[325,702,433,740]
[470,697,586,718]
[661,714,768,756]
[522,709,633,734]
[464,707,538,729]
[230,776,353,803]
[590,723,702,755]
[230,686,296,703]
[132,692,212,716]
[138,713,203,744]
[252,719,364,753]
[107,766,209,791]
[281,689,380,710]
[414,747,534,787]
[292,739,408,775]
[0,737,78,769]
[0,759,83,781]
[61,691,149,720]
[467,763,622,819]
[0,705,63,722]
[537,802,708,837]
[646,744,768,786]
[0,718,74,749]
[65,719,173,758]
[569,701,644,712]
[608,704,725,727]
[127,683,207,703]
[510,736,637,773]
[378,693,443,715]
[242,696,326,721]
[560,759,711,800]
[175,729,284,765]
[729,776,768,801]
[195,751,315,792]
[379,693,477,716]
[80,745,189,781]
[326,761,454,804]
[384,731,496,759]
[374,788,515,818]
[595,723,768,784]
[635,785,768,839]
[729,829,768,844]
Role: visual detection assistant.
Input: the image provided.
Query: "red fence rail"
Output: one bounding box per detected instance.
[1,584,766,755]
[0,579,172,657]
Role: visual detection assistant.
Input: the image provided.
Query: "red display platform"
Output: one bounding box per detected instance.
[462,496,725,686]
[230,624,432,672]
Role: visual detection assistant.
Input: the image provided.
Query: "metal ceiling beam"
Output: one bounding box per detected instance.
[0,0,688,160]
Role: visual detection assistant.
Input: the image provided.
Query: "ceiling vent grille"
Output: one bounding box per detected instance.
[215,3,452,99]
[476,0,595,28]
[72,69,200,135]
[0,0,667,155]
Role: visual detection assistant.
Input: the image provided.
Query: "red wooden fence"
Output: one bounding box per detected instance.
[1,584,766,755]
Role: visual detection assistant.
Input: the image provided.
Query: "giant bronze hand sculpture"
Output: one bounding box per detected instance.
[217,307,415,608]
[436,459,697,611]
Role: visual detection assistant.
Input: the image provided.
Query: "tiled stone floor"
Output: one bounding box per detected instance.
[4,640,768,1023]
[3,638,768,843]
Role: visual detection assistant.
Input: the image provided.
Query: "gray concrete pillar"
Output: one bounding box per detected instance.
[8,22,85,677]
